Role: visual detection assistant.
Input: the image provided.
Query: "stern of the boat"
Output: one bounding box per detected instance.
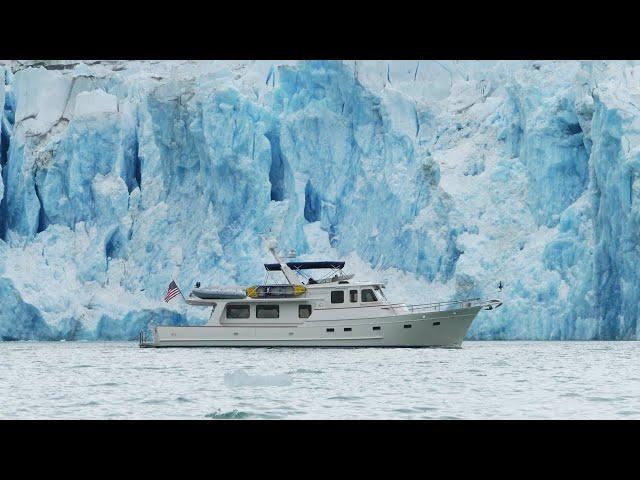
[139,329,157,348]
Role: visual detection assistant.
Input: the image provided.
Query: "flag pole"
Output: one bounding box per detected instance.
[175,279,187,301]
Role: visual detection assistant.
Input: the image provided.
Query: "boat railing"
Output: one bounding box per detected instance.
[382,298,501,313]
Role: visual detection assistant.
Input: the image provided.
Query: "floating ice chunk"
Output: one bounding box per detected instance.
[224,369,293,387]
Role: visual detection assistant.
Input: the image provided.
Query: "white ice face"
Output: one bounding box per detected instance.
[0,60,638,340]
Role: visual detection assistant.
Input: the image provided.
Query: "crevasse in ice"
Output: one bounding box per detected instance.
[0,60,638,340]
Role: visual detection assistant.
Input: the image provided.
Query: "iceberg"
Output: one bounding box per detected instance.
[0,59,638,340]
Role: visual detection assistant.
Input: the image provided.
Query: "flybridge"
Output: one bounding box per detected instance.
[263,261,345,271]
[264,258,352,286]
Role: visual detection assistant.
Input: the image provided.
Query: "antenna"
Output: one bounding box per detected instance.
[266,239,298,285]
[266,237,278,252]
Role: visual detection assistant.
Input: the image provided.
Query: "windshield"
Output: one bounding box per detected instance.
[374,286,388,301]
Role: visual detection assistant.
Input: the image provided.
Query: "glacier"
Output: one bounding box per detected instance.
[0,59,639,341]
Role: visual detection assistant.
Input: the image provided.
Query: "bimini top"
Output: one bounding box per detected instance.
[264,261,345,271]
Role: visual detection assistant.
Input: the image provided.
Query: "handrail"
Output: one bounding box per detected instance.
[386,297,481,309]
[318,297,501,313]
[383,298,501,313]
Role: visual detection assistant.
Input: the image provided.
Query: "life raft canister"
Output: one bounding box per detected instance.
[246,284,306,299]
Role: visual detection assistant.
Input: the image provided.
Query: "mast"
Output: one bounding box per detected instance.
[267,239,299,285]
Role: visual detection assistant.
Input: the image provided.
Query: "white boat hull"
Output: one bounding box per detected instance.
[141,305,483,348]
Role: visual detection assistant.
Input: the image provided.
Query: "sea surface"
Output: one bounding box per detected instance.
[1,341,639,419]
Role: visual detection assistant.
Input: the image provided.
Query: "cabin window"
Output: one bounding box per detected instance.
[256,305,280,318]
[361,289,377,302]
[331,291,344,304]
[299,305,312,318]
[350,290,358,302]
[226,304,250,319]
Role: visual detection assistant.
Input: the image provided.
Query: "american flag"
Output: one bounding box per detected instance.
[164,280,181,302]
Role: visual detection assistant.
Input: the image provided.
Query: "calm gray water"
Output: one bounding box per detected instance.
[1,341,639,419]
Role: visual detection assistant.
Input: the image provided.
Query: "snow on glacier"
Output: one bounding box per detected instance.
[0,59,639,340]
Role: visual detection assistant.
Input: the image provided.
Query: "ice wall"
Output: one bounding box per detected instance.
[0,59,639,340]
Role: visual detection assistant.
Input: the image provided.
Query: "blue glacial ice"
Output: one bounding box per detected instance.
[0,59,639,340]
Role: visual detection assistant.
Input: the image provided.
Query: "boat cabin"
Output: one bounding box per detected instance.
[188,260,390,326]
[211,282,388,326]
